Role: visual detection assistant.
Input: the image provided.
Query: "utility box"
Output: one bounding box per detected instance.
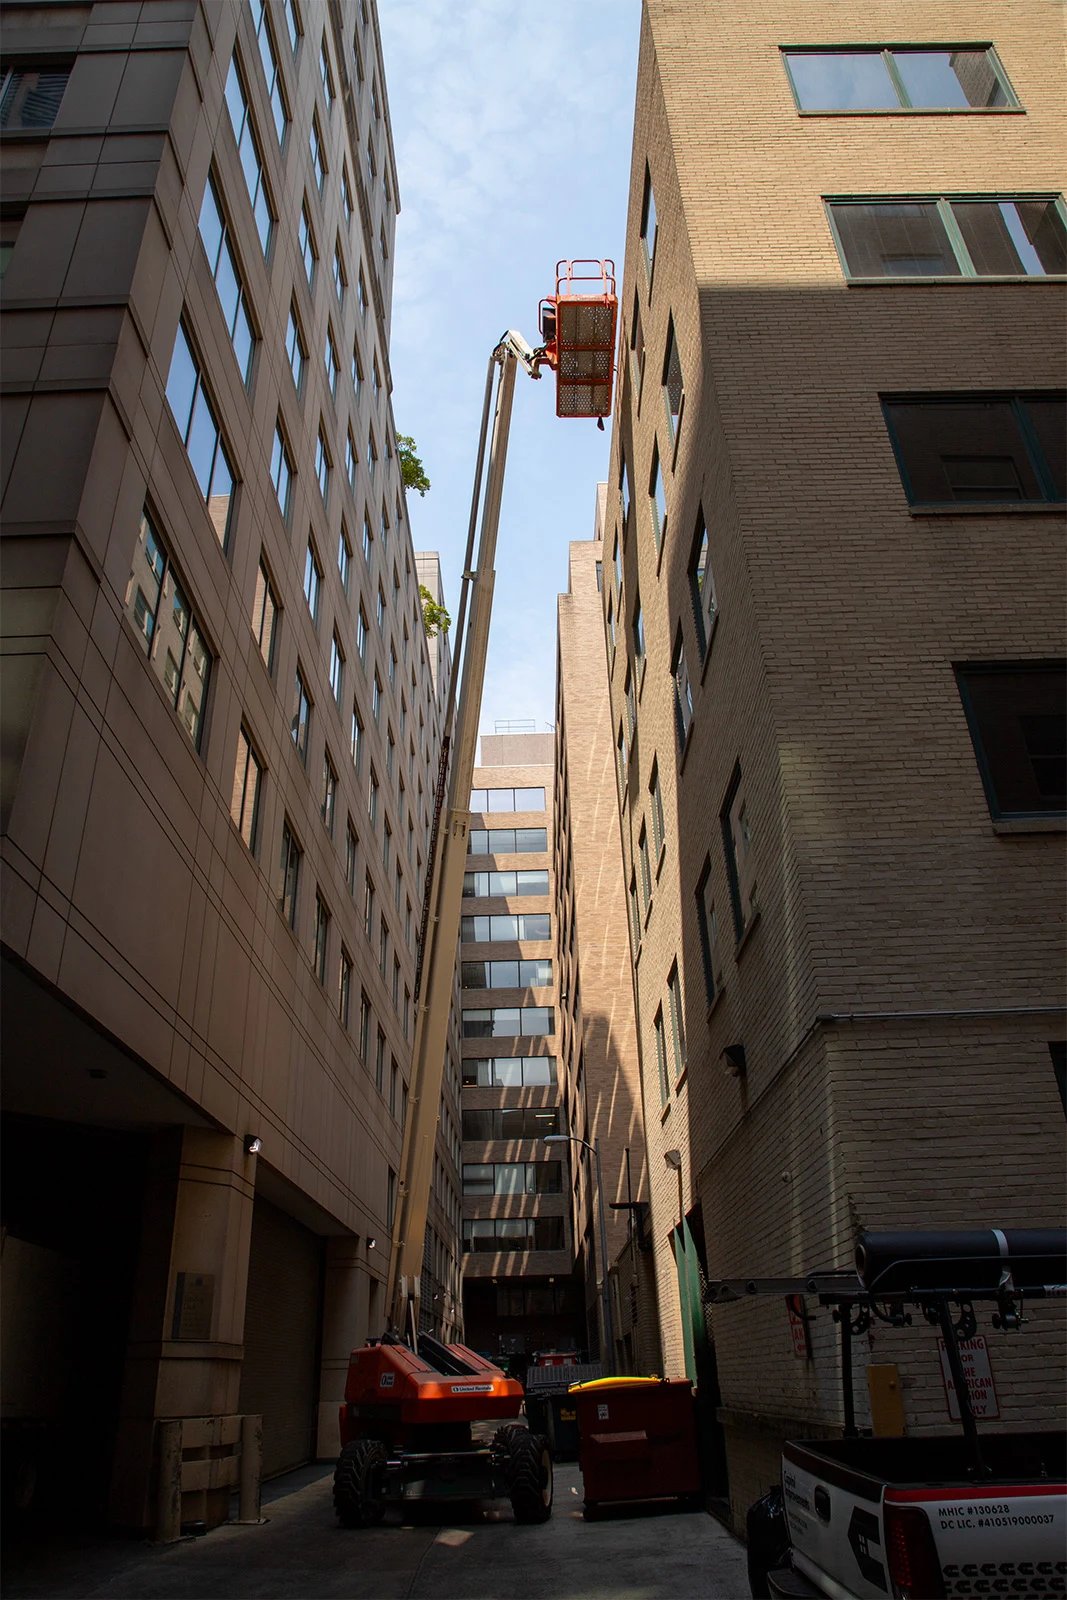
[570,1377,701,1517]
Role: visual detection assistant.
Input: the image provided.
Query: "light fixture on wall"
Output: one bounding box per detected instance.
[367,1237,377,1251]
[721,1042,747,1077]
[663,1148,682,1170]
[244,1134,262,1155]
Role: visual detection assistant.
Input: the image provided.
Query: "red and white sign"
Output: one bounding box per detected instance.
[937,1334,1000,1421]
[785,1295,811,1359]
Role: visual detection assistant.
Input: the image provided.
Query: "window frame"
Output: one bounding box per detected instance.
[882,391,1066,509]
[781,43,1020,115]
[954,660,1067,821]
[824,193,1067,283]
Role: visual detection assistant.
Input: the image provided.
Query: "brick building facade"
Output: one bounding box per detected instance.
[603,0,1065,1527]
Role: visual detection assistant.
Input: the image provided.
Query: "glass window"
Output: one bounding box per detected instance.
[345,819,358,893]
[632,599,645,667]
[690,506,717,654]
[333,240,346,303]
[279,819,301,927]
[654,1008,669,1104]
[352,343,364,396]
[0,67,69,130]
[165,322,235,547]
[320,36,334,105]
[291,667,311,762]
[338,523,351,591]
[673,632,693,744]
[223,55,273,252]
[248,0,288,138]
[829,197,1065,280]
[124,507,211,748]
[329,632,344,703]
[721,763,757,940]
[883,393,1065,505]
[309,112,327,190]
[303,540,321,620]
[342,165,353,225]
[650,440,667,547]
[313,892,330,982]
[662,317,683,440]
[315,428,331,502]
[252,558,278,672]
[350,704,363,770]
[231,726,262,850]
[286,302,305,388]
[324,326,339,396]
[630,290,645,394]
[955,663,1066,819]
[299,201,316,282]
[783,46,1015,112]
[649,762,665,856]
[339,946,352,1026]
[282,0,300,52]
[696,857,721,1003]
[357,265,368,317]
[638,824,651,910]
[197,173,255,382]
[667,963,686,1081]
[270,423,292,518]
[640,165,658,276]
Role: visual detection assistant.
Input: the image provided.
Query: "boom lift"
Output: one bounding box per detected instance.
[333,264,617,1529]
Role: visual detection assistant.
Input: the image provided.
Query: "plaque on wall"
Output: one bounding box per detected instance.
[172,1271,215,1340]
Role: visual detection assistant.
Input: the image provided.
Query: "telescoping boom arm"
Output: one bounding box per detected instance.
[384,331,544,1341]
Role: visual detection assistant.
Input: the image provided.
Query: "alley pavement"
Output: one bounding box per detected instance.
[3,1462,751,1600]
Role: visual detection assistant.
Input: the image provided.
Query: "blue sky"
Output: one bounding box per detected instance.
[378,0,641,735]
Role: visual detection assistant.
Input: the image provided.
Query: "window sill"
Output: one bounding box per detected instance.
[907,502,1066,516]
[847,275,1065,288]
[674,1063,688,1095]
[734,907,762,961]
[706,985,725,1025]
[797,107,1024,118]
[655,521,668,580]
[659,1099,671,1125]
[992,816,1066,835]
[642,896,654,932]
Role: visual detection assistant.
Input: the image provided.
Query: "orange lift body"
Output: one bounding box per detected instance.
[339,1339,523,1447]
[539,259,617,418]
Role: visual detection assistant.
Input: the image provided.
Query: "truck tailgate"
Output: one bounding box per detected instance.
[783,1441,1066,1599]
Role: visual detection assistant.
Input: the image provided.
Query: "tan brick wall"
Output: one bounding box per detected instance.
[557,519,659,1366]
[603,0,1066,1523]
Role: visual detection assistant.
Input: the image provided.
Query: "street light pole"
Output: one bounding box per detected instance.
[545,1133,615,1366]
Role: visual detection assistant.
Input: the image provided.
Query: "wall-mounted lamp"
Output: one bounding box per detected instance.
[721,1043,747,1078]
[244,1134,262,1155]
[366,1237,377,1251]
[663,1148,682,1171]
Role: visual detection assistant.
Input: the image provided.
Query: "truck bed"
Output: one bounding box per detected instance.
[785,1428,1065,1490]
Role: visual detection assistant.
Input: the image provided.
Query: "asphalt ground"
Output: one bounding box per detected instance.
[3,1461,751,1600]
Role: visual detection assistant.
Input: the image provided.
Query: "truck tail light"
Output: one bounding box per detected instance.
[884,1503,945,1600]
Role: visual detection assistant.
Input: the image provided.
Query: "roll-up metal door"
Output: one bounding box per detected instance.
[239,1197,323,1478]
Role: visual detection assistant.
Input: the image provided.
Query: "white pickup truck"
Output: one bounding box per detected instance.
[775,1430,1065,1599]
[711,1229,1067,1600]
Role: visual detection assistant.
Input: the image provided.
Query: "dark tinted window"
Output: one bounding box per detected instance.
[784,47,1013,111]
[956,663,1066,818]
[883,395,1066,505]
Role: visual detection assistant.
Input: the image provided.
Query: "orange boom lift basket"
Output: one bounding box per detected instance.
[539,259,617,419]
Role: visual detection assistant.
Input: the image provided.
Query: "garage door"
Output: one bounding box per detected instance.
[239,1197,323,1478]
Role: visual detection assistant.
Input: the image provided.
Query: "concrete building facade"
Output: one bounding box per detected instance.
[604,0,1065,1528]
[459,733,589,1365]
[555,487,659,1375]
[0,0,459,1530]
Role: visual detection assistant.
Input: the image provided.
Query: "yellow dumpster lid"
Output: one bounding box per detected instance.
[567,1375,663,1393]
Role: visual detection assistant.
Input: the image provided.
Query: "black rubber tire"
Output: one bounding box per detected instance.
[506,1429,553,1524]
[333,1437,387,1528]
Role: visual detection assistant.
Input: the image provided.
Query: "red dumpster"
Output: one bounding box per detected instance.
[569,1376,701,1518]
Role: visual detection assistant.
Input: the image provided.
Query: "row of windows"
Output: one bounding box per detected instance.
[461,1056,557,1088]
[467,827,547,855]
[461,1161,562,1197]
[460,959,553,990]
[462,1218,564,1254]
[461,913,551,943]
[462,870,549,899]
[461,1007,554,1039]
[461,1107,561,1141]
[468,786,545,813]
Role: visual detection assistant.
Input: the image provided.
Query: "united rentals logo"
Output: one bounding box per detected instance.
[450,1383,493,1393]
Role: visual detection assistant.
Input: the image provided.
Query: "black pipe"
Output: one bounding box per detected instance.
[856,1229,1067,1294]
[839,1310,857,1438]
